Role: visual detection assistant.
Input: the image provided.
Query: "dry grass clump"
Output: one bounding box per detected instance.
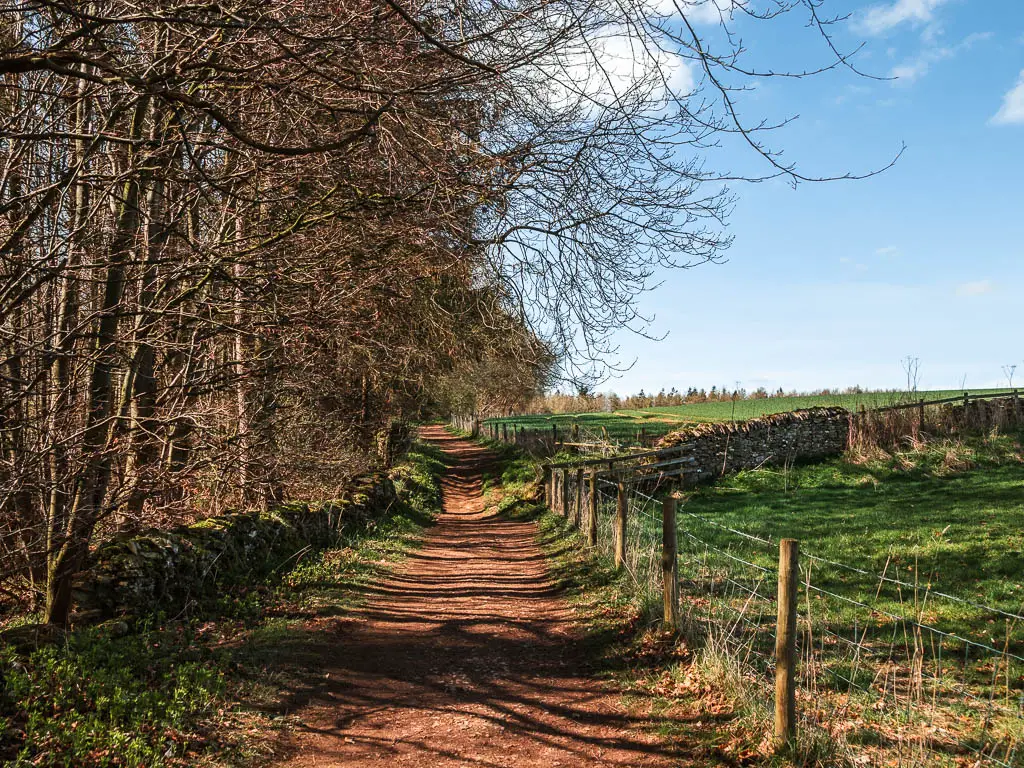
[844,432,1024,477]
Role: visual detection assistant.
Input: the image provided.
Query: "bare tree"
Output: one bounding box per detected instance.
[902,356,921,393]
[0,0,895,625]
[1003,365,1017,389]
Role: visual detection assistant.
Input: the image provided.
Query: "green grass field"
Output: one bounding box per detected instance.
[577,430,1024,642]
[675,434,1024,761]
[487,389,1011,443]
[581,432,1024,763]
[677,436,1024,637]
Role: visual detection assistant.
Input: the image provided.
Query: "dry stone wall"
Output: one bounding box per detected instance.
[71,473,396,622]
[938,395,1023,432]
[850,394,1023,451]
[658,407,851,480]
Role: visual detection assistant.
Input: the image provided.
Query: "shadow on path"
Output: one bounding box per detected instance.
[277,426,697,768]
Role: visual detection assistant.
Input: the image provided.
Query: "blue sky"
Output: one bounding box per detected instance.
[606,0,1023,395]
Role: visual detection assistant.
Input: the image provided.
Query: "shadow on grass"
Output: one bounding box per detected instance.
[226,429,742,767]
[0,443,446,767]
[494,490,745,766]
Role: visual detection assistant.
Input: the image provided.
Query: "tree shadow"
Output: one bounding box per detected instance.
[229,429,737,766]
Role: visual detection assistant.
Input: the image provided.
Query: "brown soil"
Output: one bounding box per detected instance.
[278,426,687,767]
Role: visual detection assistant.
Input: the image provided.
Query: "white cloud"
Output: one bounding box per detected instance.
[956,280,993,297]
[678,0,737,24]
[875,245,899,257]
[991,70,1024,125]
[891,58,931,82]
[647,0,738,23]
[591,32,695,99]
[890,32,991,84]
[858,0,951,35]
[542,27,695,115]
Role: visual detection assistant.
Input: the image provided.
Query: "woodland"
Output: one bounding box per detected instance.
[0,0,874,626]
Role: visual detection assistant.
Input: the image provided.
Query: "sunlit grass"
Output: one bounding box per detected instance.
[485,388,1011,439]
[678,433,1024,629]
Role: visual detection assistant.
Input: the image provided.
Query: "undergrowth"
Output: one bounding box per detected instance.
[0,442,445,767]
[488,431,1024,767]
[482,447,803,766]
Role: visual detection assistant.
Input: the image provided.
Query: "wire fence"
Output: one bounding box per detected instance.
[563,474,1023,767]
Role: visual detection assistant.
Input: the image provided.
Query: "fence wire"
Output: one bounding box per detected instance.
[558,474,1023,767]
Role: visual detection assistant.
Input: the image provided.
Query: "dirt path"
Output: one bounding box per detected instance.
[279,426,684,767]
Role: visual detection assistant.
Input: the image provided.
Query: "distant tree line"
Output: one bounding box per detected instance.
[527,385,877,414]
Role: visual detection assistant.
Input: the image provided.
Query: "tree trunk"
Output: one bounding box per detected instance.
[44,96,150,626]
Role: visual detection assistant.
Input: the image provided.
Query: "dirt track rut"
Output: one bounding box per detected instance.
[280,425,682,767]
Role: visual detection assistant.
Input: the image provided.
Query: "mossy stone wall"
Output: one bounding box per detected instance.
[71,473,395,622]
[659,407,852,480]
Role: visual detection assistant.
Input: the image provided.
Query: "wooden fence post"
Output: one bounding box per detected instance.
[614,481,627,569]
[774,538,799,747]
[662,497,679,628]
[553,470,561,514]
[560,470,568,515]
[543,465,552,508]
[561,468,571,517]
[574,468,584,527]
[572,422,579,442]
[587,472,598,546]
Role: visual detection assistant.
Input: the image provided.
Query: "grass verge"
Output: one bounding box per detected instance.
[0,442,446,768]
[479,446,818,766]
[484,432,1024,766]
